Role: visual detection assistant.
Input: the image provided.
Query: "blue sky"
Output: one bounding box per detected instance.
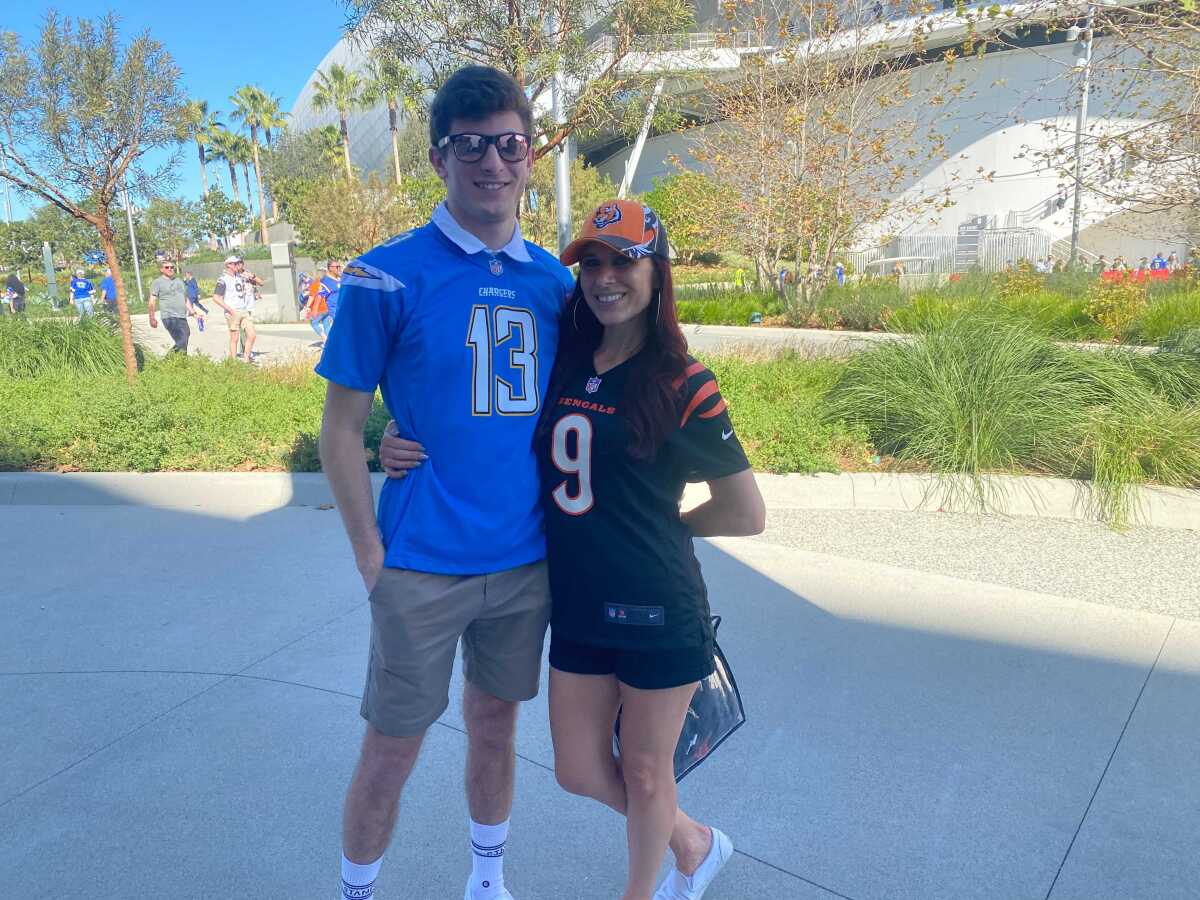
[4,2,347,218]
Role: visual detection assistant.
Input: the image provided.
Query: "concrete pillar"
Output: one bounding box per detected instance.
[271,241,298,322]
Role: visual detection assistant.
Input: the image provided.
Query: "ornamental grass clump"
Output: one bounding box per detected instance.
[0,315,127,377]
[825,315,1200,527]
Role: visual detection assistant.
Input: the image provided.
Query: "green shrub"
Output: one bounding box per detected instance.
[824,315,1200,527]
[702,352,871,473]
[1124,290,1200,345]
[0,315,127,377]
[676,289,781,325]
[817,280,906,331]
[1085,279,1148,337]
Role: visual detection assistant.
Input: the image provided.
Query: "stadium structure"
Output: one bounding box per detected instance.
[289,1,1189,271]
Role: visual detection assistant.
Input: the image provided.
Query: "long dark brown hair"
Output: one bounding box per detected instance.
[537,256,690,460]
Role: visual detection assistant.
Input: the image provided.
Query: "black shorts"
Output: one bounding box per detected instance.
[549,635,715,690]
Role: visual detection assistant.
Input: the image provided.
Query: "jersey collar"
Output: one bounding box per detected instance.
[432,202,532,263]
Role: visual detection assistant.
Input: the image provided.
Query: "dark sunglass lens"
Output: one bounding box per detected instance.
[453,135,485,161]
[497,134,528,161]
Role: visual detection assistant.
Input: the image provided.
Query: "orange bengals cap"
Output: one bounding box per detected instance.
[559,199,671,266]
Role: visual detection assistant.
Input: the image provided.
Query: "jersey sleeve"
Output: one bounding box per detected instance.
[669,361,750,483]
[314,259,405,394]
[214,278,226,296]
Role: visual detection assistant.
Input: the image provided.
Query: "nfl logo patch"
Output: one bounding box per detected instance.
[585,376,601,394]
[489,258,503,276]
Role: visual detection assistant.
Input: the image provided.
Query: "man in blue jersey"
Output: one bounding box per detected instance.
[69,269,95,319]
[99,267,118,312]
[316,66,574,900]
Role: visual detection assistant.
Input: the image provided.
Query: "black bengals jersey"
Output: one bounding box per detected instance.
[539,352,750,651]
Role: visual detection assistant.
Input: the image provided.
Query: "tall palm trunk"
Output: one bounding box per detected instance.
[242,161,255,220]
[249,124,269,245]
[227,160,241,204]
[388,98,402,185]
[197,142,209,197]
[340,113,352,179]
[265,131,278,220]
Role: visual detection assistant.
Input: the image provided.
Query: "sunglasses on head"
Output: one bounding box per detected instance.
[436,131,530,163]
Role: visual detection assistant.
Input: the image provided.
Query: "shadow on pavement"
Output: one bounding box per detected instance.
[0,475,1195,900]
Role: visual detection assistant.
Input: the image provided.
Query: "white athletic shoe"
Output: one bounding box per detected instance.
[463,883,514,900]
[653,827,734,900]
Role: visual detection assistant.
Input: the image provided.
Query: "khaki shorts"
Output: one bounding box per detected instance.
[224,309,253,331]
[361,560,552,737]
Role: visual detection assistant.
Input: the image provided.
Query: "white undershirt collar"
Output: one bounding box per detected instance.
[432,202,532,263]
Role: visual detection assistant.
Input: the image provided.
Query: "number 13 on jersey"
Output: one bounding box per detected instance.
[466,305,539,416]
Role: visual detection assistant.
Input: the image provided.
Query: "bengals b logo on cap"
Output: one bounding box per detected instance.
[560,199,671,266]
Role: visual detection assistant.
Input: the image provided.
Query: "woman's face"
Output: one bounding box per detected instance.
[578,243,656,332]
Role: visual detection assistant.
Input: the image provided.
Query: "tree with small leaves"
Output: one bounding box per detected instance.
[0,14,185,379]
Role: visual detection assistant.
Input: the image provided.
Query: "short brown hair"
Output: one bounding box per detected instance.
[429,66,533,148]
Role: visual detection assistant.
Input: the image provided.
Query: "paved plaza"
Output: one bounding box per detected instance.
[1,473,1197,899]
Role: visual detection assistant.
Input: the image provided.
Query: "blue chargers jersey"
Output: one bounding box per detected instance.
[316,222,574,575]
[70,278,93,299]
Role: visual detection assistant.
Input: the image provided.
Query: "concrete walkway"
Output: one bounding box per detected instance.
[1,473,1197,899]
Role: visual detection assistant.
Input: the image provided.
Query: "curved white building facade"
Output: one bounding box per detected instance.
[289,5,1187,266]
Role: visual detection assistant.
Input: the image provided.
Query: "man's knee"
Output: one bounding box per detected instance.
[357,724,425,786]
[463,686,518,749]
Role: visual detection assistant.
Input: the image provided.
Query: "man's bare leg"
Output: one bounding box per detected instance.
[241,322,257,362]
[463,682,520,898]
[342,723,426,864]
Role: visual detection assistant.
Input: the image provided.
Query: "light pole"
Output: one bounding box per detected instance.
[121,177,145,303]
[549,15,572,255]
[1068,4,1096,269]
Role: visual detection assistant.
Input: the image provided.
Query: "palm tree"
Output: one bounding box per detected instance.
[257,94,288,221]
[181,100,222,199]
[231,134,257,223]
[230,85,272,244]
[311,62,367,179]
[208,127,242,206]
[364,57,422,186]
[314,125,345,172]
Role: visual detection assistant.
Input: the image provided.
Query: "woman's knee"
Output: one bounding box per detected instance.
[554,755,604,798]
[619,751,674,800]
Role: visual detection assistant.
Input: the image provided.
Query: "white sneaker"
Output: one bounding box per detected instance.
[653,827,733,900]
[463,883,514,900]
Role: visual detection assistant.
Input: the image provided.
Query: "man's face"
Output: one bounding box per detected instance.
[327,262,343,279]
[160,262,176,278]
[429,110,532,233]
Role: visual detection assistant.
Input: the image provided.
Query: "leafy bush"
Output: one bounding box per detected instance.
[816,280,906,331]
[1085,279,1148,337]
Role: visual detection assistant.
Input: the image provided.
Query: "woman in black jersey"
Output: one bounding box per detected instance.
[537,200,765,900]
[378,200,764,899]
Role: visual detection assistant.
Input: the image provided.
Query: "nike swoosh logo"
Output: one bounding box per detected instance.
[722,429,734,440]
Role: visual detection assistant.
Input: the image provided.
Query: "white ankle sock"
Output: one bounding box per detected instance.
[341,853,382,900]
[468,818,509,898]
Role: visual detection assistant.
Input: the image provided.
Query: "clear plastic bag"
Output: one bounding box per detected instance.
[614,616,746,783]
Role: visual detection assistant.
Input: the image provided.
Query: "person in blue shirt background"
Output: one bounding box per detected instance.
[316,65,573,900]
[317,259,342,323]
[1150,252,1168,271]
[69,269,95,319]
[98,267,117,311]
[835,260,846,287]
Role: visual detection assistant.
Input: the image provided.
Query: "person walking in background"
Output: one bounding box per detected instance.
[183,270,208,331]
[99,267,117,312]
[303,266,332,344]
[148,259,193,354]
[298,270,313,302]
[69,269,95,319]
[1150,252,1168,272]
[3,270,25,314]
[1166,251,1179,271]
[316,259,343,330]
[835,260,846,287]
[1093,255,1108,274]
[211,254,256,363]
